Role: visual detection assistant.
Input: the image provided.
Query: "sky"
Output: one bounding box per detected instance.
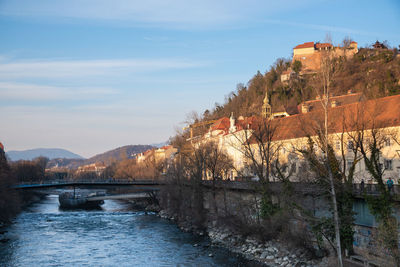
[0,0,399,158]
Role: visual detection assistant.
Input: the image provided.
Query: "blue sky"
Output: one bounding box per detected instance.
[0,0,399,158]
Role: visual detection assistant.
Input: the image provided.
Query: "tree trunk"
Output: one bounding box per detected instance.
[328,165,343,266]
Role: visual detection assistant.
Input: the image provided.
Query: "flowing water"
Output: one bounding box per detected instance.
[0,194,255,266]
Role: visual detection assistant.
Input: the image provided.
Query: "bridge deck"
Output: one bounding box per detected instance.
[13,181,161,189]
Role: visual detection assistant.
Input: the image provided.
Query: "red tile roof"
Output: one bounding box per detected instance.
[208,116,260,135]
[294,42,314,49]
[252,94,400,143]
[210,117,230,132]
[315,42,333,49]
[281,70,293,75]
[297,93,365,113]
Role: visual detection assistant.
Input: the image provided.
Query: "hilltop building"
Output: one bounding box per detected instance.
[280,70,296,83]
[292,41,358,73]
[372,40,387,49]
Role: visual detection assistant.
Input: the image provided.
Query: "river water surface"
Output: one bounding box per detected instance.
[0,194,254,266]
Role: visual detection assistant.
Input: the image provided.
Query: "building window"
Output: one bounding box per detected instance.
[335,141,341,150]
[385,137,391,147]
[313,143,318,151]
[384,159,393,170]
[347,141,354,151]
[347,160,354,168]
[281,165,288,173]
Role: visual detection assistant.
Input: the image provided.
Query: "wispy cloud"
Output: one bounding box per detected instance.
[0,82,117,101]
[0,0,236,27]
[0,58,204,79]
[0,0,321,29]
[261,19,379,37]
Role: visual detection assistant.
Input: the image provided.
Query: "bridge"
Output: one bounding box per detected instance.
[13,180,400,200]
[13,180,162,202]
[12,180,162,189]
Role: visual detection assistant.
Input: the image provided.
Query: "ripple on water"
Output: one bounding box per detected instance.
[0,196,253,267]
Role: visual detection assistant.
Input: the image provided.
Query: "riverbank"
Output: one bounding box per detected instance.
[158,209,328,267]
[0,191,47,244]
[155,183,336,267]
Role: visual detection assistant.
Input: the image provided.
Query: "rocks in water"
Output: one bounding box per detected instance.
[260,251,269,259]
[157,209,321,267]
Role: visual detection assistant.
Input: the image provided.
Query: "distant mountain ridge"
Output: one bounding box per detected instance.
[85,145,154,165]
[45,144,154,169]
[9,145,157,169]
[6,148,84,161]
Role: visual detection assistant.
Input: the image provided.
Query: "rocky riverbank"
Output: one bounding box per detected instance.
[158,209,328,267]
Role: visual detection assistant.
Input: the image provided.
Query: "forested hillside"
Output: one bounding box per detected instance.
[85,145,154,165]
[203,43,400,121]
[47,145,154,169]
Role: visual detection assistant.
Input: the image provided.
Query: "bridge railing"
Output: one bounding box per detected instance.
[16,178,162,185]
[200,180,400,196]
[13,179,163,189]
[352,183,400,195]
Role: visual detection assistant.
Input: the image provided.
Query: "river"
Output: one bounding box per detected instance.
[0,194,256,266]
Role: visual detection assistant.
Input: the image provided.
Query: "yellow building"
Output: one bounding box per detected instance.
[200,94,400,183]
[292,41,358,73]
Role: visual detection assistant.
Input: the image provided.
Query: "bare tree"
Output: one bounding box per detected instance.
[314,34,343,266]
[229,117,282,218]
[203,141,234,214]
[341,36,353,48]
[346,102,400,265]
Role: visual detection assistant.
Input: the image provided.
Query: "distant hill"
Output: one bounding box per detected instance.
[85,145,154,165]
[6,148,85,161]
[18,145,155,169]
[151,141,168,148]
